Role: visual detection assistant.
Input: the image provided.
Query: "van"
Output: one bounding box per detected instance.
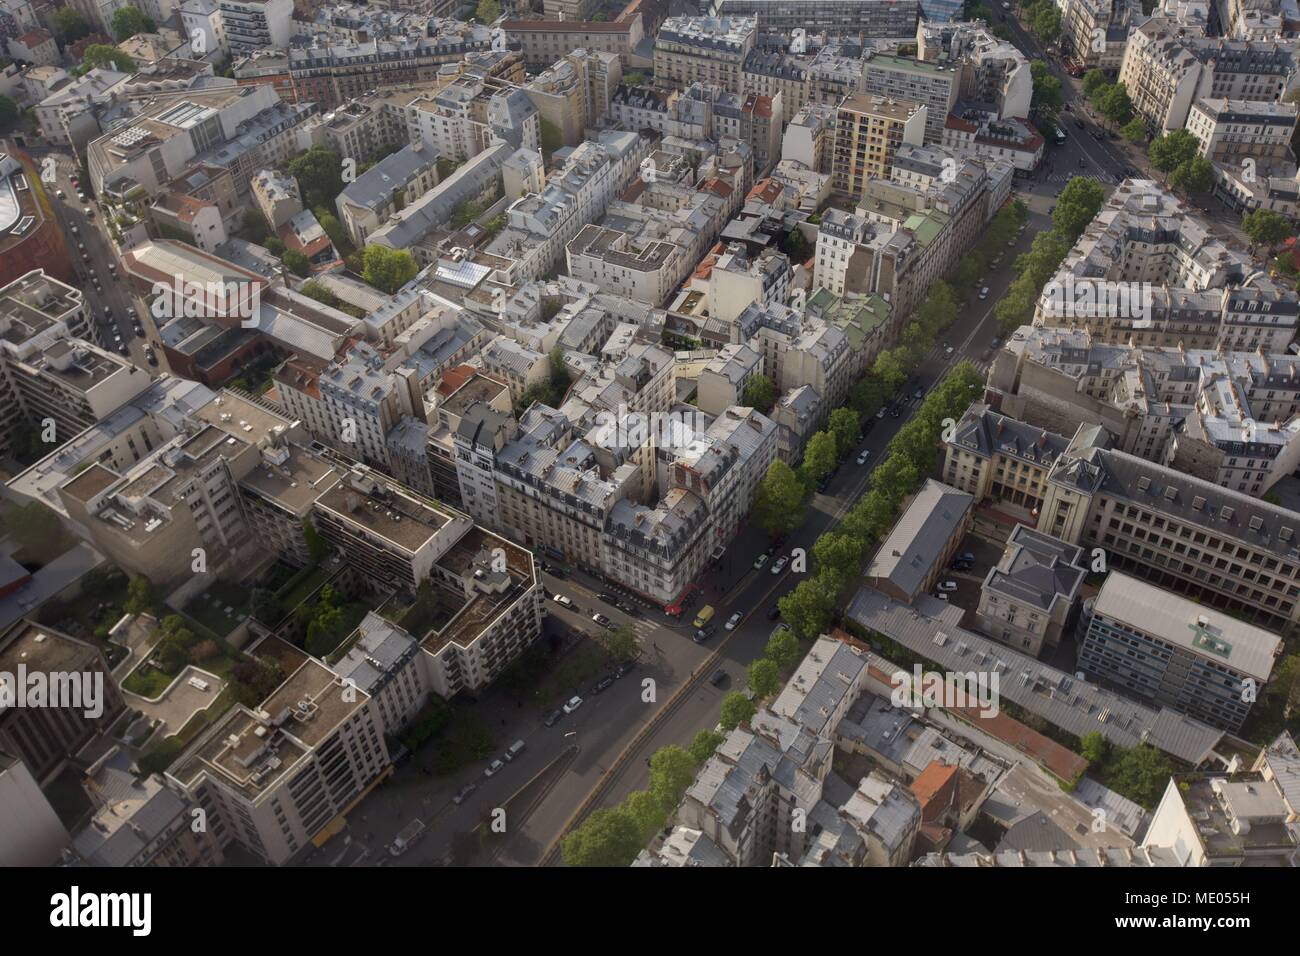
[504,739,526,761]
[692,605,715,629]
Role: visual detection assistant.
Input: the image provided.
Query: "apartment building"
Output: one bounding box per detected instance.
[781,102,836,173]
[1189,97,1298,165]
[707,0,920,39]
[1142,768,1299,866]
[72,769,225,867]
[942,109,1044,172]
[977,525,1086,658]
[943,403,1073,518]
[743,49,810,118]
[523,49,623,150]
[0,624,126,785]
[1034,180,1299,352]
[989,325,1300,496]
[335,142,441,249]
[168,657,389,865]
[734,302,854,412]
[1061,0,1142,72]
[1030,421,1300,631]
[0,753,68,866]
[916,19,1032,120]
[251,168,303,230]
[315,97,406,164]
[1080,572,1280,732]
[654,16,757,95]
[1120,18,1300,134]
[487,131,648,281]
[404,74,539,164]
[502,19,646,70]
[219,0,294,55]
[832,94,927,197]
[0,271,147,455]
[861,52,959,144]
[864,478,974,604]
[287,25,503,110]
[86,85,317,201]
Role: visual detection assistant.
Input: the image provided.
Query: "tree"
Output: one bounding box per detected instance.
[476,0,501,21]
[1148,129,1200,175]
[813,532,865,594]
[1029,60,1062,114]
[873,349,909,392]
[799,431,838,484]
[1030,2,1060,41]
[1121,116,1148,144]
[316,210,347,251]
[742,374,776,413]
[111,6,155,41]
[0,96,18,133]
[783,227,809,262]
[361,245,418,293]
[604,625,637,662]
[1052,178,1106,241]
[1098,83,1133,126]
[561,806,643,867]
[1242,209,1293,251]
[1168,154,1214,195]
[624,789,670,842]
[303,518,330,563]
[1107,743,1175,809]
[747,658,780,698]
[764,628,800,671]
[282,249,310,278]
[753,460,806,538]
[232,656,285,707]
[53,7,91,43]
[1081,69,1109,99]
[1080,730,1110,766]
[648,746,696,806]
[81,45,136,74]
[250,588,282,625]
[778,576,835,640]
[288,146,344,209]
[848,376,888,422]
[124,576,156,615]
[719,691,756,731]
[828,408,860,459]
[688,729,725,764]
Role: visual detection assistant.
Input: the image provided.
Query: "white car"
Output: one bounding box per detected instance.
[483,759,505,777]
[770,555,790,575]
[725,612,742,631]
[938,581,958,592]
[875,408,886,419]
[856,450,870,465]
[934,593,949,601]
[978,286,990,299]
[562,695,583,715]
[944,346,955,356]
[552,593,574,609]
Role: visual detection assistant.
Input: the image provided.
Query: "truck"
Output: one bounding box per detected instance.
[388,818,427,857]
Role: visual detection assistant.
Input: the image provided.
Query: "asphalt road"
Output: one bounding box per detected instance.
[33,147,159,371]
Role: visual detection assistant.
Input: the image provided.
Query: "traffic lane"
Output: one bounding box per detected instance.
[493,651,694,865]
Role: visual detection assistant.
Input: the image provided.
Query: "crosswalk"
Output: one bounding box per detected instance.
[1042,171,1121,186]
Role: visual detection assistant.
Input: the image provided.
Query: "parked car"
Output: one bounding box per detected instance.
[591,612,612,628]
[594,675,616,694]
[753,552,770,569]
[958,551,975,563]
[934,593,950,601]
[856,450,870,465]
[504,740,526,761]
[117,343,129,356]
[452,784,477,805]
[552,593,574,609]
[562,695,583,715]
[55,189,65,199]
[978,286,990,300]
[483,759,505,778]
[614,659,635,678]
[597,592,617,604]
[938,581,958,592]
[144,347,158,366]
[77,191,87,203]
[725,611,742,630]
[875,407,886,419]
[617,601,639,616]
[990,338,1001,349]
[542,709,563,727]
[709,668,727,687]
[693,625,715,643]
[770,555,790,575]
